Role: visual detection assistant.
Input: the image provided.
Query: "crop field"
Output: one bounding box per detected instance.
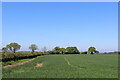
[2,54,118,78]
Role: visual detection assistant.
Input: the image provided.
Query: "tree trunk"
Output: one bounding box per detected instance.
[91,52,93,54]
[13,49,16,53]
[61,51,63,54]
[87,51,89,54]
[32,49,34,53]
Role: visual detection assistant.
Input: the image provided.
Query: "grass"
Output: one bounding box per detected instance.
[2,54,118,78]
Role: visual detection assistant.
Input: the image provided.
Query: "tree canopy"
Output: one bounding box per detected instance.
[48,46,79,54]
[2,42,100,55]
[2,47,8,53]
[66,47,79,54]
[88,47,97,54]
[29,44,38,53]
[6,43,21,53]
[53,46,61,54]
[60,48,66,54]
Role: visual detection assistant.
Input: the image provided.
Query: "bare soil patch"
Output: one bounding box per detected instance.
[2,59,34,69]
[35,63,43,67]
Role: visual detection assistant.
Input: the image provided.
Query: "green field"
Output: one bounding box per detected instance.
[2,54,118,78]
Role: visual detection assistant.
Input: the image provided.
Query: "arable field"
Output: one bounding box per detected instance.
[2,54,118,78]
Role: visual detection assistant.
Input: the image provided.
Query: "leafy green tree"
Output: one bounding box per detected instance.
[29,44,38,53]
[53,46,61,54]
[48,47,80,54]
[6,44,12,51]
[6,43,21,53]
[2,47,8,53]
[88,47,96,54]
[60,48,66,54]
[66,47,79,54]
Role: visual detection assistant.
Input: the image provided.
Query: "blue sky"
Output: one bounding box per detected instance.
[2,2,118,52]
[1,0,119,2]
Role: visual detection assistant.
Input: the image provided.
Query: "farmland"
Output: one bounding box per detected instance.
[2,54,118,78]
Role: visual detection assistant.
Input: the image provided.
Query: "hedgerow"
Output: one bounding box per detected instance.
[1,52,49,62]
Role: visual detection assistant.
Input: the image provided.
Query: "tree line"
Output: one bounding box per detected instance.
[2,42,99,54]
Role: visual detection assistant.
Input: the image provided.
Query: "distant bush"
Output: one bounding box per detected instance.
[47,51,55,54]
[102,52,119,54]
[1,52,49,62]
[80,51,87,54]
[47,46,80,54]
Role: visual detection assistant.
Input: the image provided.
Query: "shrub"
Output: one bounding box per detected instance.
[1,52,49,62]
[80,51,87,54]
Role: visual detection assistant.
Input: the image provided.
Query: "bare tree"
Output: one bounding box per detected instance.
[42,46,47,53]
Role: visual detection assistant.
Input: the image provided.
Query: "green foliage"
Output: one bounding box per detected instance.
[60,48,66,54]
[47,50,54,54]
[29,44,38,53]
[2,52,48,62]
[66,47,79,54]
[53,46,61,54]
[88,47,96,52]
[53,46,66,54]
[6,43,21,53]
[88,47,97,54]
[94,50,99,53]
[2,47,8,53]
[48,46,80,54]
[80,51,87,54]
[103,51,119,54]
